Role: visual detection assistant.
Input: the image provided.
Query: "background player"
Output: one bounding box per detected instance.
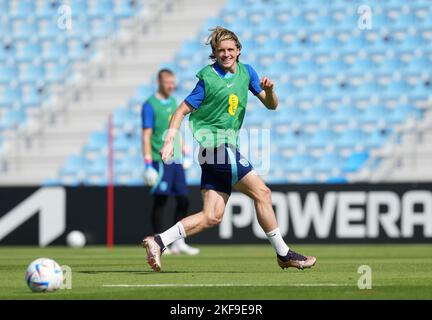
[143,27,316,271]
[141,69,199,255]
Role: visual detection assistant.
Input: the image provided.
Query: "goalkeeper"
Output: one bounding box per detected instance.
[141,69,199,255]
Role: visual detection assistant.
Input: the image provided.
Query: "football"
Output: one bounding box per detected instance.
[25,258,63,292]
[66,230,86,248]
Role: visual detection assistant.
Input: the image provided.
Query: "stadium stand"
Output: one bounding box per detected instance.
[0,0,431,185]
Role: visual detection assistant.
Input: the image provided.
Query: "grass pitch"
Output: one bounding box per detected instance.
[0,244,431,299]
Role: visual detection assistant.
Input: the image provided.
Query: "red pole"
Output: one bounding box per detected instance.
[107,113,114,248]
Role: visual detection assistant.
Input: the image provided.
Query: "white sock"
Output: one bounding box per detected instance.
[175,238,186,247]
[159,222,186,247]
[266,228,289,256]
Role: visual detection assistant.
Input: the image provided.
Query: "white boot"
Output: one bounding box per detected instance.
[171,239,200,255]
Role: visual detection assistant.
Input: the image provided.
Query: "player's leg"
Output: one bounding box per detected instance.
[169,163,200,255]
[142,189,228,271]
[170,195,197,254]
[151,194,168,234]
[180,188,229,236]
[234,170,316,270]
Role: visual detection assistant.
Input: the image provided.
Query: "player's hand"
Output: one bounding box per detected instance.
[182,155,193,170]
[260,77,274,92]
[160,139,174,163]
[144,166,159,186]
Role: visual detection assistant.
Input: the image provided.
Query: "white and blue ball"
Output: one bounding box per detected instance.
[25,258,63,292]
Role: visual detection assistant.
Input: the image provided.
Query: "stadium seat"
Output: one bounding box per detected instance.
[0,65,18,85]
[52,0,431,185]
[0,109,26,130]
[314,152,344,174]
[342,152,369,173]
[0,87,20,108]
[10,1,35,20]
[336,128,366,150]
[83,131,109,154]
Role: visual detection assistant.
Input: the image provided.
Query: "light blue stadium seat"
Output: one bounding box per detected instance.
[342,152,369,173]
[299,82,325,97]
[0,87,20,108]
[389,104,420,123]
[89,0,115,18]
[38,18,61,41]
[0,109,26,129]
[370,14,389,29]
[310,15,335,31]
[42,177,62,186]
[42,41,68,61]
[353,81,380,96]
[131,84,153,106]
[378,58,404,72]
[278,131,305,150]
[0,65,18,85]
[365,129,391,149]
[326,176,348,184]
[19,64,45,84]
[341,36,367,53]
[16,41,42,62]
[113,133,136,153]
[226,18,252,34]
[399,34,424,50]
[91,17,117,38]
[0,44,8,61]
[410,82,430,100]
[292,59,318,76]
[113,108,136,129]
[85,155,109,176]
[314,37,343,55]
[287,154,315,173]
[279,15,307,32]
[314,152,344,173]
[406,56,430,72]
[336,128,366,149]
[35,1,57,19]
[45,63,68,84]
[70,0,89,16]
[10,0,35,20]
[21,85,41,108]
[302,105,332,125]
[349,58,376,74]
[307,129,338,150]
[394,12,417,28]
[67,18,91,40]
[331,105,362,124]
[360,105,389,124]
[60,154,86,175]
[0,0,9,12]
[83,131,108,153]
[115,156,144,175]
[114,0,135,19]
[0,17,12,36]
[384,80,409,96]
[12,19,36,40]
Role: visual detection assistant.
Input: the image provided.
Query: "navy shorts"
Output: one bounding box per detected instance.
[151,161,188,196]
[199,144,254,195]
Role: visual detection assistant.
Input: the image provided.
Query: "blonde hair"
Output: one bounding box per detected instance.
[206,26,242,62]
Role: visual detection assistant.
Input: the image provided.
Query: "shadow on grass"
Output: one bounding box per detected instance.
[76,270,247,275]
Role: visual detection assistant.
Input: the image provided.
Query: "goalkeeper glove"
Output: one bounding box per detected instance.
[144,160,159,186]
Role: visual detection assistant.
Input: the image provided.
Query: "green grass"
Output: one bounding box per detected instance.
[0,244,431,299]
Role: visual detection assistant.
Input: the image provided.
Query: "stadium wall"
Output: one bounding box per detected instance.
[0,184,431,246]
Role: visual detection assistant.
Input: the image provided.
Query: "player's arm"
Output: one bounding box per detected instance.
[160,101,193,163]
[142,128,153,163]
[256,77,278,110]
